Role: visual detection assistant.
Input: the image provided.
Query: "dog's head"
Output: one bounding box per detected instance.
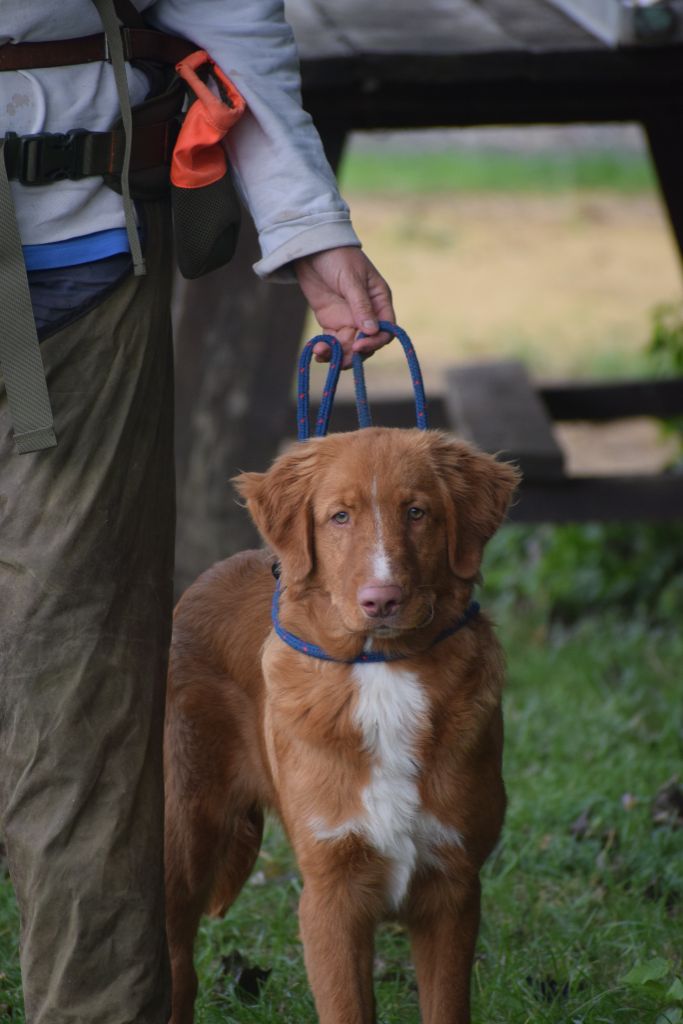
[234,428,519,640]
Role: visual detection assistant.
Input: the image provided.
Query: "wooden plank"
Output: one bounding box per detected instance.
[645,109,683,266]
[286,395,451,434]
[285,0,526,58]
[287,0,683,61]
[510,473,683,522]
[288,377,683,434]
[480,0,599,49]
[301,57,683,131]
[283,0,354,57]
[539,377,683,421]
[445,361,566,480]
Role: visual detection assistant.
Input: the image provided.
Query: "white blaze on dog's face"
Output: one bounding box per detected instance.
[235,428,519,635]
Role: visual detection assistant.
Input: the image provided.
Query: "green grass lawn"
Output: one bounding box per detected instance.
[1,524,682,1023]
[339,150,656,195]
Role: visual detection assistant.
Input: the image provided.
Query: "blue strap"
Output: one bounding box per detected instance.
[296,334,344,441]
[271,580,479,664]
[353,321,429,431]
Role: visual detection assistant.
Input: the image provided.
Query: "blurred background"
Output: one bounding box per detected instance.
[328,123,683,476]
[336,123,676,381]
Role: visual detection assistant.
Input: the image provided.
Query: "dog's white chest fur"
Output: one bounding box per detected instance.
[311,663,463,908]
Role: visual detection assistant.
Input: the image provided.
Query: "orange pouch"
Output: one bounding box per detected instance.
[171,50,246,278]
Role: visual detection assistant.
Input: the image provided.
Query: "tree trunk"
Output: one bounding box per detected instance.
[173,126,348,596]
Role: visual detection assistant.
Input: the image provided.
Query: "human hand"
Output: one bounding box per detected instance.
[294,247,395,368]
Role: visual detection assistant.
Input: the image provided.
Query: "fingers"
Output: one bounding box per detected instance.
[351,267,394,330]
[351,266,396,358]
[352,330,392,357]
[313,328,356,369]
[345,279,381,337]
[313,331,386,369]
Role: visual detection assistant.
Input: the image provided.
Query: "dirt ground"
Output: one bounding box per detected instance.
[311,191,682,474]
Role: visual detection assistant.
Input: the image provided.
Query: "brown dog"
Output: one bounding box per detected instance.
[164,427,519,1024]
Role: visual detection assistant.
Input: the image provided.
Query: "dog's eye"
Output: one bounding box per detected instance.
[408,507,425,521]
[332,511,349,524]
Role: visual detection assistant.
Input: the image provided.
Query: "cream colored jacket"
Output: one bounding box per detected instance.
[0,0,360,277]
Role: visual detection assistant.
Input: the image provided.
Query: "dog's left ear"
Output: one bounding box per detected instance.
[429,434,521,580]
[232,443,319,584]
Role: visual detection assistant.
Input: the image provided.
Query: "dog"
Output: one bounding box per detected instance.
[164,426,519,1024]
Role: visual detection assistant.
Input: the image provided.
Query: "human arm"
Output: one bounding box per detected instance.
[147,0,361,277]
[148,0,394,362]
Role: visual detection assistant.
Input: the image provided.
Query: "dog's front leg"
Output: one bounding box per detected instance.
[299,881,377,1024]
[408,876,481,1024]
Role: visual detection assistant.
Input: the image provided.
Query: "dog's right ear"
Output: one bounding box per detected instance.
[232,444,318,584]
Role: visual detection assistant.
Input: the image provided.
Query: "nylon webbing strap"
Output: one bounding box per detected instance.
[0,139,57,454]
[92,0,146,276]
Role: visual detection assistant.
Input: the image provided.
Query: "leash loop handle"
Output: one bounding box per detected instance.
[296,334,344,441]
[297,322,428,440]
[353,321,429,431]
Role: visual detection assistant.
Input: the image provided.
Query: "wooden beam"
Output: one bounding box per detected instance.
[480,0,600,49]
[287,0,683,58]
[644,108,683,266]
[510,473,683,522]
[173,126,349,595]
[291,376,683,432]
[539,376,683,421]
[317,395,450,433]
[445,361,565,480]
[302,72,683,130]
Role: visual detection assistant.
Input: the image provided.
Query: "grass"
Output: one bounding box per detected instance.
[1,525,681,1024]
[339,150,656,195]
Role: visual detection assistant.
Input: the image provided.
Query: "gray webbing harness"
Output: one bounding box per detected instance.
[0,0,140,454]
[0,141,56,453]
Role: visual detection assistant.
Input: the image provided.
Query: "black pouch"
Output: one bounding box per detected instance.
[170,50,246,279]
[172,170,241,279]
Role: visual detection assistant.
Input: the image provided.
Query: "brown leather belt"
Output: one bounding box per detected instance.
[0,27,194,72]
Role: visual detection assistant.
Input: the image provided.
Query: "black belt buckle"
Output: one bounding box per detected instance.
[4,130,89,186]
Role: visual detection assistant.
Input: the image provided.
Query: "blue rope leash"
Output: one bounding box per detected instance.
[272,580,480,665]
[296,334,344,441]
[352,321,429,431]
[296,322,428,440]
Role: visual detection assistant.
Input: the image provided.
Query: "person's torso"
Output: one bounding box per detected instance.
[1,0,158,245]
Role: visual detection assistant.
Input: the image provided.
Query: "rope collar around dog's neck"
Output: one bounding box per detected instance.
[270,578,480,665]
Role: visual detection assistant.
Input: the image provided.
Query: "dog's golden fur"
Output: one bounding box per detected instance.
[164,427,519,1024]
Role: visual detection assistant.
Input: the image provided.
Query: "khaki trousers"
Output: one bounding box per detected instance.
[0,203,175,1024]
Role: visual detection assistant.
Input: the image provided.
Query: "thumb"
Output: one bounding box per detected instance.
[343,274,379,335]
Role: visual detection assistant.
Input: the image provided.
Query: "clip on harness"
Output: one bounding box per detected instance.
[271,321,480,665]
